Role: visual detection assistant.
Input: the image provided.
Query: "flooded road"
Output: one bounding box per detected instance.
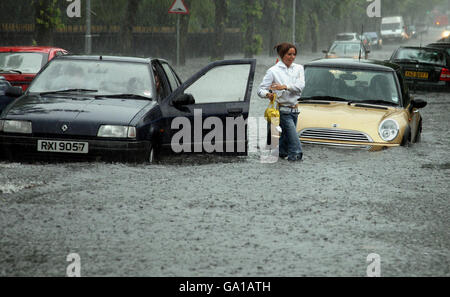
[0,28,449,276]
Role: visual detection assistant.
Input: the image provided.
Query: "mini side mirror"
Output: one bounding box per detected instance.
[322,50,328,54]
[411,99,427,109]
[173,93,195,106]
[5,86,23,98]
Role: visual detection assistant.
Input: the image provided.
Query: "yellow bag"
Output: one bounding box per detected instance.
[264,94,280,126]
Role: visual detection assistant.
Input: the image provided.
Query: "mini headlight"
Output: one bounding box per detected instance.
[3,120,32,134]
[378,119,399,141]
[97,125,136,138]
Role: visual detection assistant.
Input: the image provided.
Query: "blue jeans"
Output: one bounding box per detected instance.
[279,111,302,160]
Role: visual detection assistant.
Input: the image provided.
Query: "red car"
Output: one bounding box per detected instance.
[0,46,68,91]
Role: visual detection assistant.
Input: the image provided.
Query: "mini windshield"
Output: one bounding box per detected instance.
[302,67,400,105]
[0,52,48,73]
[28,59,153,98]
[394,48,446,66]
[329,43,364,56]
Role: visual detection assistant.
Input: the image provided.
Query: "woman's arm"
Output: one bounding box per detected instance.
[285,65,305,94]
[257,69,275,99]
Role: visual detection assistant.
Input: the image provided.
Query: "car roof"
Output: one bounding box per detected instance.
[426,42,450,48]
[305,58,399,72]
[397,46,448,53]
[0,46,66,53]
[332,40,363,44]
[56,55,153,64]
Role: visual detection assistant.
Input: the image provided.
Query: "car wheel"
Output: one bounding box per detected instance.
[401,129,411,147]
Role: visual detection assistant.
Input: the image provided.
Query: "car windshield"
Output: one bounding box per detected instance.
[0,52,48,73]
[302,66,400,105]
[364,32,377,39]
[28,59,153,98]
[381,23,400,30]
[330,43,364,56]
[394,48,446,66]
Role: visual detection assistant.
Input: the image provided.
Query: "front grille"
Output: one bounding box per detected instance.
[299,128,372,143]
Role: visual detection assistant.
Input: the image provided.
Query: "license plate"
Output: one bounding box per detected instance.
[37,140,89,154]
[405,71,429,79]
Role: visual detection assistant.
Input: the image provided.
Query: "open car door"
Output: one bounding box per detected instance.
[159,59,256,155]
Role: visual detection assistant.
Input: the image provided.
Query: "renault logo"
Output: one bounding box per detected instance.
[61,124,68,132]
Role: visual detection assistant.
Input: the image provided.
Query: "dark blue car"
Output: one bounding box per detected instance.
[0,55,255,162]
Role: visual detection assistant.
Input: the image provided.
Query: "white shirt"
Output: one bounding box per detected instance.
[257,61,305,106]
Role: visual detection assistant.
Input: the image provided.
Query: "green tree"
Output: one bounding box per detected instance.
[33,0,63,45]
[242,0,263,58]
[119,0,141,55]
[212,0,227,61]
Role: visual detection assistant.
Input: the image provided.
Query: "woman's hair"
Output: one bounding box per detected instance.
[274,43,297,58]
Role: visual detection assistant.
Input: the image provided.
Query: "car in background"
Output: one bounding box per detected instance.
[0,46,68,91]
[323,41,369,60]
[268,58,427,151]
[426,42,450,56]
[336,32,370,51]
[407,25,418,39]
[363,32,383,49]
[336,32,360,42]
[389,46,450,91]
[381,16,408,42]
[0,55,256,162]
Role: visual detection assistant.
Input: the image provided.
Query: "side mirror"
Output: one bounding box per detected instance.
[411,99,427,109]
[173,93,195,106]
[5,86,23,98]
[322,50,328,54]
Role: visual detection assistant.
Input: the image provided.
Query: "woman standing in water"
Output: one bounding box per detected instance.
[258,42,305,161]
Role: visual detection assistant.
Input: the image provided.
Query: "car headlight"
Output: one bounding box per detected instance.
[1,120,32,134]
[378,119,399,141]
[97,125,136,138]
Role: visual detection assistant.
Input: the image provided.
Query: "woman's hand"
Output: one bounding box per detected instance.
[270,83,288,91]
[266,92,275,100]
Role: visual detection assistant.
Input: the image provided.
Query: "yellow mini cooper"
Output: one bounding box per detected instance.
[294,59,427,151]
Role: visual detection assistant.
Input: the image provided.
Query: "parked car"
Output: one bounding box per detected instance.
[363,32,383,49]
[426,42,450,56]
[336,32,370,51]
[269,58,427,151]
[323,41,370,60]
[0,46,68,91]
[0,55,256,162]
[389,46,450,90]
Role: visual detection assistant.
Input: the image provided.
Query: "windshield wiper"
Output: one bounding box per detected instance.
[0,68,22,74]
[40,89,98,96]
[349,99,398,106]
[95,93,151,100]
[299,96,349,102]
